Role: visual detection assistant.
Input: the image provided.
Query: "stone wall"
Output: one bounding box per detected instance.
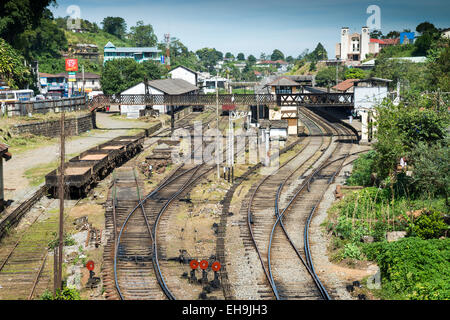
[10,113,96,137]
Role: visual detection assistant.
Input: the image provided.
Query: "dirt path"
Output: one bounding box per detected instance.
[3,112,151,204]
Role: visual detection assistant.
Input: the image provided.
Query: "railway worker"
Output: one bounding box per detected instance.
[149,164,153,175]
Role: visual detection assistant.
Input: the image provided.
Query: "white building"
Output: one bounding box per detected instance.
[120,78,198,118]
[353,77,392,144]
[168,66,198,86]
[199,76,229,94]
[336,27,371,62]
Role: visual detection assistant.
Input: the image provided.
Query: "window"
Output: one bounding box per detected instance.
[275,86,292,94]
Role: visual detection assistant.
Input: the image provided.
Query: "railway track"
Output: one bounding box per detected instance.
[242,107,356,300]
[0,197,84,300]
[102,108,223,299]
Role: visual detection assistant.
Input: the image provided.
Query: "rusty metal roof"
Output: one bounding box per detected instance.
[0,143,11,160]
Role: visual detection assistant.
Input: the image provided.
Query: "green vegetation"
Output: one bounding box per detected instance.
[40,286,81,300]
[346,150,376,186]
[328,28,449,298]
[0,38,30,88]
[363,237,449,300]
[100,58,165,95]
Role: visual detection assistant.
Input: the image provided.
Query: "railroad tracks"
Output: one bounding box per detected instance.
[243,107,356,300]
[0,197,83,300]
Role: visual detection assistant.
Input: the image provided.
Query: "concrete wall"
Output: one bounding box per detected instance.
[10,113,96,137]
[354,86,388,110]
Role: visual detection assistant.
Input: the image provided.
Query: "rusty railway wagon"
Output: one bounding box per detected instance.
[45,132,146,198]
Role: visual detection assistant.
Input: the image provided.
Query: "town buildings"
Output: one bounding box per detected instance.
[39,72,101,96]
[103,41,161,64]
[335,27,399,64]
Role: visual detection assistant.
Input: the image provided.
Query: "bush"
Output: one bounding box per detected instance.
[363,237,450,299]
[407,209,448,239]
[340,243,362,260]
[346,150,376,186]
[40,287,81,300]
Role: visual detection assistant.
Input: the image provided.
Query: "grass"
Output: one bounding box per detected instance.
[24,160,59,187]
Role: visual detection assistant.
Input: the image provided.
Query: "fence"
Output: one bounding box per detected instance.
[2,96,88,117]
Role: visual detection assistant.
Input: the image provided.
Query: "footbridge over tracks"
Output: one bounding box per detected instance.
[88,92,354,112]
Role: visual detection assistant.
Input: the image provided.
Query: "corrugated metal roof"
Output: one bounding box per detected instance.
[332,79,357,91]
[267,77,299,87]
[147,78,198,95]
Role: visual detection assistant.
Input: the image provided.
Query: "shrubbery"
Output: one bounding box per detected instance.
[363,237,450,299]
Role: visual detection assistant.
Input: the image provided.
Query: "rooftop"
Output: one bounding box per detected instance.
[147,78,198,95]
[370,38,400,45]
[266,76,299,87]
[332,79,357,91]
[104,41,160,53]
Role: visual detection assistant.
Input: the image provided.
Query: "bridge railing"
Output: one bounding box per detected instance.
[88,92,354,111]
[277,93,354,106]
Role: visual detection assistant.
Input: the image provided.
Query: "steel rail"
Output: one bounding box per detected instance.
[247,107,332,299]
[269,108,357,300]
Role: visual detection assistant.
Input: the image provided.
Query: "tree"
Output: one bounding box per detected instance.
[195,48,223,72]
[370,30,383,39]
[101,58,146,95]
[315,66,339,87]
[16,9,68,60]
[384,30,400,39]
[141,60,165,80]
[0,38,30,88]
[344,68,366,79]
[130,20,157,47]
[237,53,245,61]
[271,49,284,61]
[225,52,234,60]
[0,0,56,45]
[416,22,437,34]
[101,17,127,39]
[286,56,294,63]
[409,138,449,202]
[247,54,256,65]
[309,42,328,61]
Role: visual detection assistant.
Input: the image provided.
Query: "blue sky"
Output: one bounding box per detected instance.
[50,0,450,58]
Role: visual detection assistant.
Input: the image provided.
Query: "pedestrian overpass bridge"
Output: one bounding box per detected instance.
[88,92,354,112]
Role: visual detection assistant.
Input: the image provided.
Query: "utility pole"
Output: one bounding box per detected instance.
[335,59,339,87]
[82,65,85,96]
[57,110,65,293]
[216,86,220,180]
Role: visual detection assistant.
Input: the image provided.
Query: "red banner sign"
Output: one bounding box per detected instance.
[65,59,78,71]
[222,104,236,111]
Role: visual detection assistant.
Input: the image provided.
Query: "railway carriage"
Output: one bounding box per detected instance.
[45,132,145,198]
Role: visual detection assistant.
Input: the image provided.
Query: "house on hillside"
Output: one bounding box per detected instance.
[335,27,399,64]
[120,78,199,118]
[103,42,161,65]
